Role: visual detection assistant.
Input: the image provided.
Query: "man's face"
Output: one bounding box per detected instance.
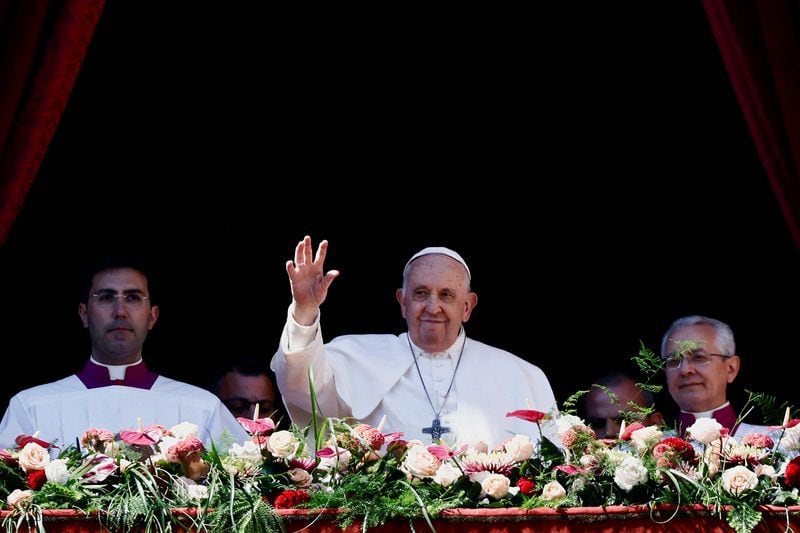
[396,255,477,353]
[78,268,158,365]
[218,371,277,420]
[585,379,654,438]
[664,324,740,412]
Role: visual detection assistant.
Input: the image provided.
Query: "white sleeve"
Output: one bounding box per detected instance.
[0,396,35,450]
[270,307,346,427]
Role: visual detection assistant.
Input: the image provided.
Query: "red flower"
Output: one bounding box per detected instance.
[273,489,310,509]
[660,437,695,460]
[785,457,800,488]
[26,469,47,490]
[516,478,536,495]
[505,410,547,423]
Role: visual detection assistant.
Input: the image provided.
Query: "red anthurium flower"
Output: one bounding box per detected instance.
[15,434,54,449]
[554,464,587,475]
[236,417,276,436]
[119,430,157,446]
[620,422,645,441]
[505,410,547,423]
[316,447,337,458]
[427,443,468,460]
[0,449,16,464]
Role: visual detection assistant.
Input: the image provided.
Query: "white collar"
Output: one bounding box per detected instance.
[90,356,143,381]
[408,330,466,359]
[684,401,730,419]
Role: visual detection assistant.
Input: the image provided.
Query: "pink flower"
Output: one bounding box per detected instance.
[506,409,547,423]
[620,422,645,441]
[354,424,385,450]
[237,417,276,436]
[166,437,204,463]
[741,433,774,449]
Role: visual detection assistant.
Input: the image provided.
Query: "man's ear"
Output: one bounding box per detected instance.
[78,303,88,328]
[148,305,159,330]
[462,292,478,322]
[726,355,741,383]
[395,289,406,318]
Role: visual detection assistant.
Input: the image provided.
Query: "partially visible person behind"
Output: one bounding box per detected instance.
[0,256,248,449]
[661,315,763,436]
[271,236,557,446]
[584,370,664,438]
[210,355,286,428]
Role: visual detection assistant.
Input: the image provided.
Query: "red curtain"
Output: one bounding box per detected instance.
[703,0,800,249]
[0,0,104,247]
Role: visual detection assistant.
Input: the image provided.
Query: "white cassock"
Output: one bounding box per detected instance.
[271,308,558,447]
[0,376,249,450]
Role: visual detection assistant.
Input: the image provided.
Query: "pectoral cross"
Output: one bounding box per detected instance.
[422,418,450,442]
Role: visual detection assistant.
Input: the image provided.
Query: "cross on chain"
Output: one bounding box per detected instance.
[422,418,450,442]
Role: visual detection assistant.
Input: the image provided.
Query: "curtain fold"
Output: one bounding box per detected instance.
[0,0,105,247]
[703,0,800,249]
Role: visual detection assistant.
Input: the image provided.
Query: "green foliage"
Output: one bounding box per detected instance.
[0,461,25,501]
[561,389,589,415]
[207,492,282,533]
[631,341,665,379]
[727,504,762,533]
[743,389,795,426]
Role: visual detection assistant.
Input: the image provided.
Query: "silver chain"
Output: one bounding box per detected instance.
[407,331,467,420]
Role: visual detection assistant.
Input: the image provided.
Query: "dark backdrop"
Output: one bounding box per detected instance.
[1,3,797,424]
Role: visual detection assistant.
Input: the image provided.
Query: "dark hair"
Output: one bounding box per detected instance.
[590,370,655,405]
[81,255,155,304]
[209,354,272,394]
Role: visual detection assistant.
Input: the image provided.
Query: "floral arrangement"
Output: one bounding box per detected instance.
[1,355,799,532]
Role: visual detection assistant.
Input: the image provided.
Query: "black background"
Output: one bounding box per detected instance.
[1,2,797,423]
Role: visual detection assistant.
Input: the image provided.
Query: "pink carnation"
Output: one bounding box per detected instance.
[81,428,115,450]
[355,424,385,450]
[741,433,774,449]
[166,437,205,463]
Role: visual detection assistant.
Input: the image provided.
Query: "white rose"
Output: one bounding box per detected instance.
[721,465,758,495]
[630,426,663,453]
[433,463,462,488]
[6,489,34,508]
[555,414,584,440]
[170,422,200,440]
[401,444,441,479]
[18,442,50,472]
[779,424,800,452]
[504,434,535,462]
[541,480,566,501]
[614,456,649,491]
[267,431,300,459]
[579,454,599,471]
[288,468,312,488]
[44,459,70,485]
[687,417,723,445]
[473,471,510,499]
[755,464,776,481]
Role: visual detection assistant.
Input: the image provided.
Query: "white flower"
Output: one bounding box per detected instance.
[503,434,535,462]
[614,456,649,491]
[779,424,800,452]
[541,480,566,500]
[554,414,584,440]
[721,465,758,495]
[170,422,200,440]
[267,431,300,459]
[6,489,34,508]
[754,464,776,481]
[288,468,312,488]
[433,463,462,488]
[318,449,351,473]
[630,426,663,453]
[687,417,723,445]
[579,454,599,471]
[173,476,209,501]
[44,459,70,485]
[81,454,117,483]
[401,444,441,479]
[472,471,510,499]
[228,441,263,466]
[158,436,180,458]
[18,442,50,472]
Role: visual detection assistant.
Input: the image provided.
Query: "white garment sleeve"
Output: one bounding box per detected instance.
[0,396,35,449]
[270,306,347,426]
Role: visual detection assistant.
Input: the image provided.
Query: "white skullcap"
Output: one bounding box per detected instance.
[403,246,471,280]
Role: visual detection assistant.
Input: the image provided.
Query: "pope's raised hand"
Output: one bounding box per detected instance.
[285,236,339,325]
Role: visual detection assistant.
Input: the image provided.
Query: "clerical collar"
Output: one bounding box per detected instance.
[76,358,159,389]
[683,401,730,419]
[408,330,466,359]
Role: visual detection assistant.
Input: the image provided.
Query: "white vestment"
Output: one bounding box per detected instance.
[0,375,249,450]
[271,311,557,447]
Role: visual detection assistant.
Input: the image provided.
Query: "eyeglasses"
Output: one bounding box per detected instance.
[90,291,150,308]
[221,398,275,418]
[662,350,731,371]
